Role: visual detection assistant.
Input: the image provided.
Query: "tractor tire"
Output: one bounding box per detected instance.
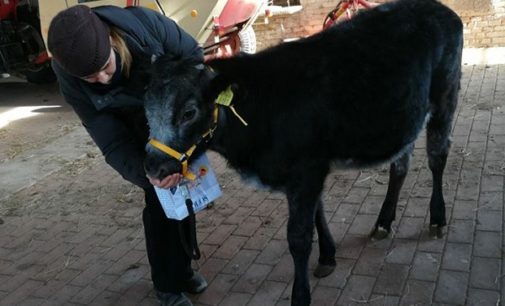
[25,62,56,84]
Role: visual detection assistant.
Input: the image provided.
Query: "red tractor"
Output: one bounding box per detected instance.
[0,0,53,83]
[1,0,266,83]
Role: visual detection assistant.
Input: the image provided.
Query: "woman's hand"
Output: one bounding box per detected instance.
[147,173,184,189]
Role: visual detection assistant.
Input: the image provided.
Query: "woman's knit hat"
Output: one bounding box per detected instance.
[48,5,111,77]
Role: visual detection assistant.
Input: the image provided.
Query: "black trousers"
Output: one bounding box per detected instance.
[143,187,193,293]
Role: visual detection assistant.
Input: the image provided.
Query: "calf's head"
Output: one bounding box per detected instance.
[143,56,216,180]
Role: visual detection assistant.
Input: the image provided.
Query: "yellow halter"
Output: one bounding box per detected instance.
[148,86,247,180]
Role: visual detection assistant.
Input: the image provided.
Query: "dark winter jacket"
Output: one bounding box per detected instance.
[52,6,203,188]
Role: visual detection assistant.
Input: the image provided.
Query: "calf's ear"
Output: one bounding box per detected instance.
[205,73,235,103]
[124,55,153,96]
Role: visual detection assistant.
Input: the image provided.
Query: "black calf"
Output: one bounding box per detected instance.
[143,0,463,304]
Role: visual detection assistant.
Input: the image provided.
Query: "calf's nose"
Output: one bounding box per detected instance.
[144,155,182,180]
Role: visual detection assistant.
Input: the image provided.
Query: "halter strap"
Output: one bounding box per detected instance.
[148,107,219,180]
[149,139,197,180]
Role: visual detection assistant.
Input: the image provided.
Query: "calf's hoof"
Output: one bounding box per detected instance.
[370,226,390,240]
[290,295,311,306]
[429,224,444,239]
[313,263,336,278]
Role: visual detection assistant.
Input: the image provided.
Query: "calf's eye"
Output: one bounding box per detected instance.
[181,109,196,123]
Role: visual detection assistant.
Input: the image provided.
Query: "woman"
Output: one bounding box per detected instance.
[48,5,205,306]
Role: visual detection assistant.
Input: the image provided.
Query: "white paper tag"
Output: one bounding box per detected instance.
[154,154,222,220]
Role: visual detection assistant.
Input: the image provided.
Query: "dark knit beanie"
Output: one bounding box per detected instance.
[48,5,111,77]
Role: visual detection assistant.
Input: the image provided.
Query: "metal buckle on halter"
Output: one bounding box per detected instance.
[179,153,188,162]
[204,129,214,143]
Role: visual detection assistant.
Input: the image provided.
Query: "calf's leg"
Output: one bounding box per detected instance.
[426,88,459,237]
[371,144,414,240]
[426,56,460,237]
[313,199,336,278]
[426,130,449,238]
[286,167,327,306]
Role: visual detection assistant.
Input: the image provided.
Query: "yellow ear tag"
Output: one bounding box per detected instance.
[215,86,248,126]
[216,86,234,106]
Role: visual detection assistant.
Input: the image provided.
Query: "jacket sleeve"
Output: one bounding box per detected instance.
[139,7,204,61]
[52,62,151,189]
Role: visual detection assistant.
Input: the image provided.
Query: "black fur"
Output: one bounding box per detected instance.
[143,0,463,305]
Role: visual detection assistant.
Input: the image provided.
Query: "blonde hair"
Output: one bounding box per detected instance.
[110,27,132,78]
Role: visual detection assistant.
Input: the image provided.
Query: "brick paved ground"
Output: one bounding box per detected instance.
[0,63,504,306]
